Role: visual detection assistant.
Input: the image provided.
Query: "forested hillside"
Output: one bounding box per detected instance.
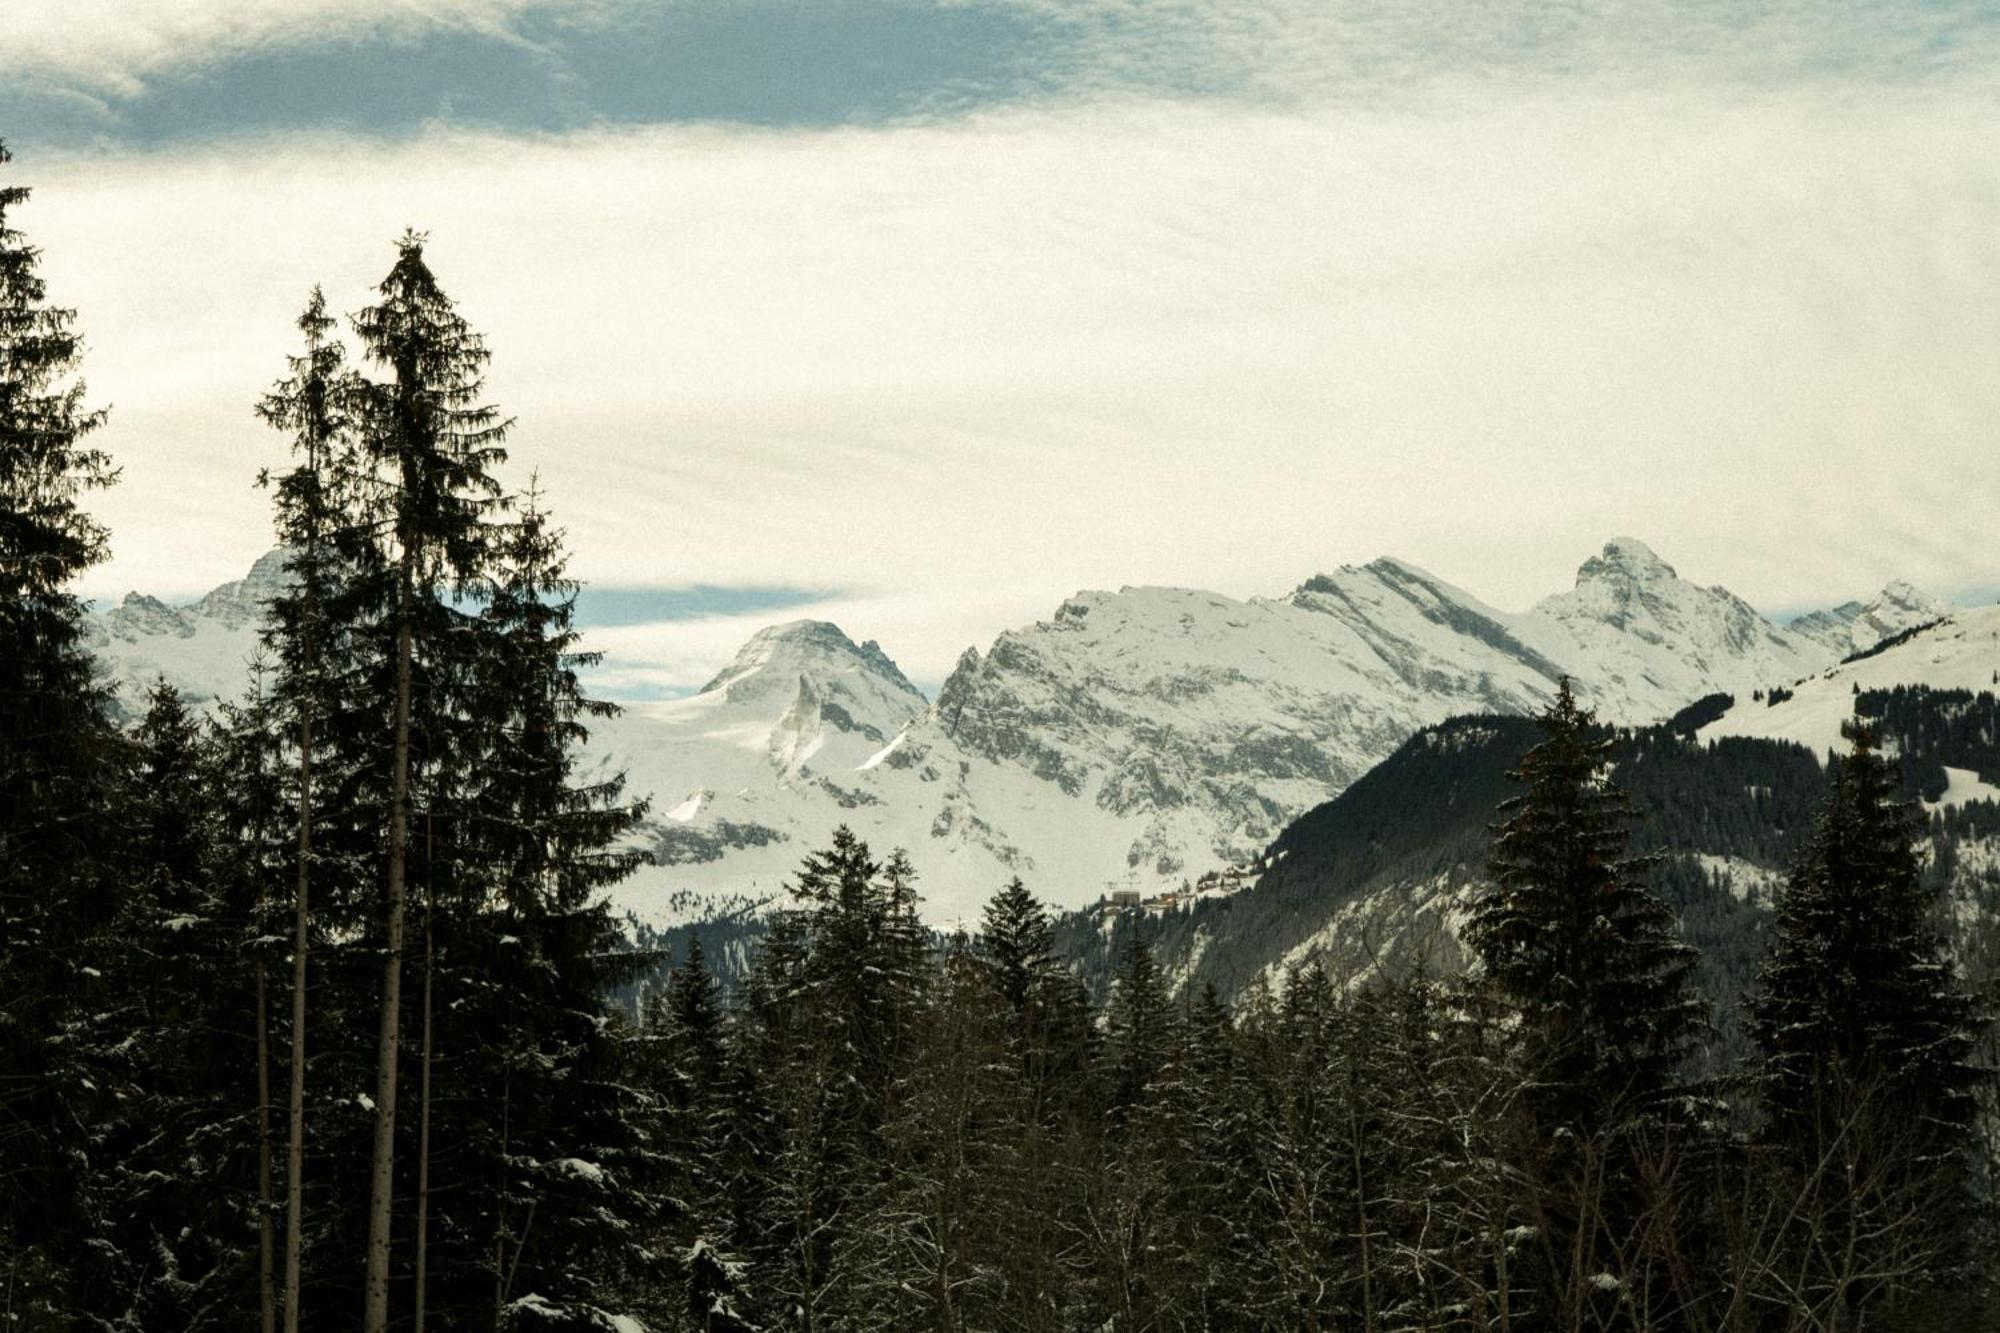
[7,140,1999,1331]
[1057,689,2000,1044]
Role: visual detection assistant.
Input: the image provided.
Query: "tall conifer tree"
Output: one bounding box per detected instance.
[257,285,358,1333]
[1467,680,1707,1131]
[349,232,510,1333]
[0,139,118,1315]
[1747,723,1985,1314]
[1465,680,1709,1322]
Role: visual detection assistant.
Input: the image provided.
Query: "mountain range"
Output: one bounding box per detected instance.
[1052,606,2000,1027]
[87,537,1949,926]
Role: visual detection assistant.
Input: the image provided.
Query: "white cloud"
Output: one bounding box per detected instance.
[2,0,592,95]
[20,79,2000,689]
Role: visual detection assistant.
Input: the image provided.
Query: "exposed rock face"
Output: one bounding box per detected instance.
[83,549,292,713]
[1787,580,1949,658]
[85,542,1944,925]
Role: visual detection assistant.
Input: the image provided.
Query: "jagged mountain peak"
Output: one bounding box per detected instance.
[1787,579,1949,657]
[193,547,294,627]
[1874,580,1945,617]
[1575,536,1677,586]
[698,618,922,703]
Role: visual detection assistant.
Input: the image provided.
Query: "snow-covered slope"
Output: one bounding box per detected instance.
[1785,581,1947,658]
[1526,538,1827,714]
[1701,605,2000,760]
[587,620,932,913]
[86,540,1952,925]
[592,539,1926,923]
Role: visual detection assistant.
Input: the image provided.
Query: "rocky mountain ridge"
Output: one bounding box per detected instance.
[85,538,1949,924]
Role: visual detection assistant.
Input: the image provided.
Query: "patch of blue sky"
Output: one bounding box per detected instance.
[2,1,1086,150]
[572,582,831,628]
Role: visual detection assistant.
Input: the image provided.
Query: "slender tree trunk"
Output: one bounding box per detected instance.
[284,700,312,1333]
[283,408,323,1333]
[414,815,436,1333]
[1349,1074,1376,1333]
[363,569,416,1333]
[495,1068,510,1332]
[256,957,277,1333]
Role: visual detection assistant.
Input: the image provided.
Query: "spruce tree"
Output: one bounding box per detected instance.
[441,484,655,1326]
[1467,679,1707,1132]
[1746,723,1985,1315]
[863,928,1007,1329]
[348,232,510,1333]
[741,827,937,1329]
[85,683,278,1329]
[982,877,1057,1017]
[1464,680,1709,1323]
[1089,927,1196,1328]
[652,937,754,1332]
[256,284,359,1333]
[975,877,1093,1331]
[0,138,119,1317]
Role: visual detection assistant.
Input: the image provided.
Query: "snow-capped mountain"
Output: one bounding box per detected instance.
[592,538,1917,924]
[83,539,1949,925]
[1702,604,2000,760]
[1074,604,2000,1007]
[1526,538,1826,713]
[1784,580,1948,658]
[83,548,290,715]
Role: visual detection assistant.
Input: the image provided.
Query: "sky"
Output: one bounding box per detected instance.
[9,0,2000,697]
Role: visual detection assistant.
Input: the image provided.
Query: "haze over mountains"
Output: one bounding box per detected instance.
[88,537,1950,924]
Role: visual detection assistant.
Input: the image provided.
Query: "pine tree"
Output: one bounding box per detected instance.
[652,937,755,1332]
[1237,962,1348,1328]
[1087,927,1196,1329]
[981,877,1057,1017]
[440,484,656,1326]
[0,138,120,1318]
[1464,679,1710,1323]
[1745,722,1985,1316]
[256,284,359,1333]
[863,929,1008,1329]
[1180,980,1257,1328]
[348,232,510,1333]
[975,878,1093,1332]
[740,828,937,1330]
[1467,679,1707,1133]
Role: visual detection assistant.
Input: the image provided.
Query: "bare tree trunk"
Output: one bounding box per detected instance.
[256,958,276,1333]
[1349,1074,1377,1333]
[283,699,312,1333]
[494,1066,511,1332]
[362,578,416,1333]
[414,815,435,1333]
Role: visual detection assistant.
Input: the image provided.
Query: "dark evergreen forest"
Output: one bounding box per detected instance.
[4,144,1998,1331]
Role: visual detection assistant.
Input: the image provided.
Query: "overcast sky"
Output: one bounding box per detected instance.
[10,1,1999,695]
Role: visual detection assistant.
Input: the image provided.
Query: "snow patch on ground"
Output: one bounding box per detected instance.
[858,728,907,771]
[1930,766,2000,811]
[1691,854,1786,906]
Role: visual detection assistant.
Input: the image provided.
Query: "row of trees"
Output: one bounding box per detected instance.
[2,143,658,1328]
[2,139,1991,1330]
[607,686,1990,1332]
